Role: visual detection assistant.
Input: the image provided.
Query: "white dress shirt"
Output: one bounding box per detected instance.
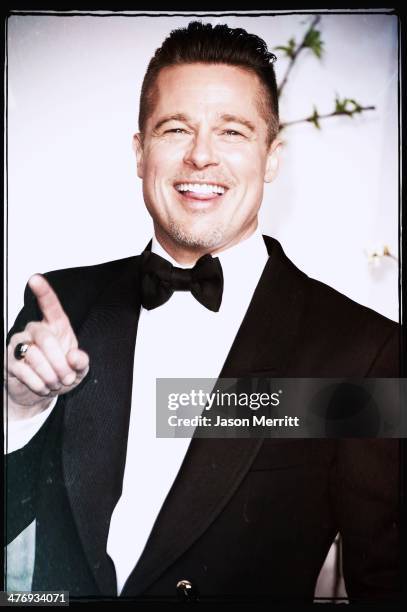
[5,228,269,595]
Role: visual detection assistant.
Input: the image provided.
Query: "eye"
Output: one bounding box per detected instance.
[165,128,188,134]
[222,129,244,137]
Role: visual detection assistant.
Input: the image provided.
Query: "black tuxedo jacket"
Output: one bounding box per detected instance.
[6,236,400,603]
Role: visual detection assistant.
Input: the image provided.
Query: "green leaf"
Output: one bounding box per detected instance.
[334,95,364,117]
[347,98,362,112]
[335,96,346,113]
[303,27,324,59]
[274,37,296,59]
[308,106,321,129]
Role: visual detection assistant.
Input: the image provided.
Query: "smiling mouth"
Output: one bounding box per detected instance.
[174,182,228,201]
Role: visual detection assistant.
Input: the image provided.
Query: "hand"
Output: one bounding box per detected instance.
[6,274,89,418]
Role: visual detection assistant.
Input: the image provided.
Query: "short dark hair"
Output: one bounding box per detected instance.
[138,21,279,145]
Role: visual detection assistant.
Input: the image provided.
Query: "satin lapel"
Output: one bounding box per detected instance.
[121,236,309,596]
[62,257,142,595]
[219,235,309,378]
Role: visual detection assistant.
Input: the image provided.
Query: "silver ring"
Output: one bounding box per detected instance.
[14,342,31,361]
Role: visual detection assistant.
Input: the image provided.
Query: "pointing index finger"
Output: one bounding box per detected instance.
[28,274,70,326]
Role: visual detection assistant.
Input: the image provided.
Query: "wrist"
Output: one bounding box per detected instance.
[5,394,56,421]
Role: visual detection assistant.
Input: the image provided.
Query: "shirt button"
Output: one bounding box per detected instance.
[176,579,198,601]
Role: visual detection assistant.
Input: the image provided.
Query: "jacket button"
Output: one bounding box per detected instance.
[176,579,198,601]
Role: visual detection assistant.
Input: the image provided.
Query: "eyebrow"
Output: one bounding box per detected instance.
[153,114,191,132]
[152,113,256,134]
[219,114,256,132]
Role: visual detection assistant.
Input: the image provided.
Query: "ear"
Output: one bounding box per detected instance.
[264,138,282,183]
[132,133,144,179]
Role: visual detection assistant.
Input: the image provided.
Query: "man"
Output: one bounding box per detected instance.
[5,21,400,603]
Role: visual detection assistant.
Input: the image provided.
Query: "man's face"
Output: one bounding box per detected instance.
[134,63,281,260]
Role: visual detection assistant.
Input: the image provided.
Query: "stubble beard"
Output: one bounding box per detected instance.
[166,217,225,250]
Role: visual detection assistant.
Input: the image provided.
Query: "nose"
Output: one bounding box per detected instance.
[183,129,219,170]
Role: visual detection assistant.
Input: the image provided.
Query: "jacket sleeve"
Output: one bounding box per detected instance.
[330,327,401,602]
[5,260,125,546]
[6,282,54,545]
[5,414,55,545]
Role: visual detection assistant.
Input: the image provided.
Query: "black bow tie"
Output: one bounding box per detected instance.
[140,250,223,312]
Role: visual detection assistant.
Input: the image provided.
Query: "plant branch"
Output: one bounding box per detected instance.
[277,15,321,99]
[279,105,375,131]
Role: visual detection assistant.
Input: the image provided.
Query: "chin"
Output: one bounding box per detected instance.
[167,220,225,250]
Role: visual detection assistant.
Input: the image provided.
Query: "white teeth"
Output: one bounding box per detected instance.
[175,183,226,195]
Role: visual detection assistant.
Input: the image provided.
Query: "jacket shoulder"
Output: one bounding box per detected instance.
[266,236,399,375]
[307,274,397,332]
[8,256,139,342]
[301,275,399,375]
[42,256,139,296]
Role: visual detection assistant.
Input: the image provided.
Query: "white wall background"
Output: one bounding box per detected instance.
[6,11,399,326]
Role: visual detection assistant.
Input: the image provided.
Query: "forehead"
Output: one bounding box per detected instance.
[150,63,265,122]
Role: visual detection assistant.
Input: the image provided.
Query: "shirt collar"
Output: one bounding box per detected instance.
[151,227,268,273]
